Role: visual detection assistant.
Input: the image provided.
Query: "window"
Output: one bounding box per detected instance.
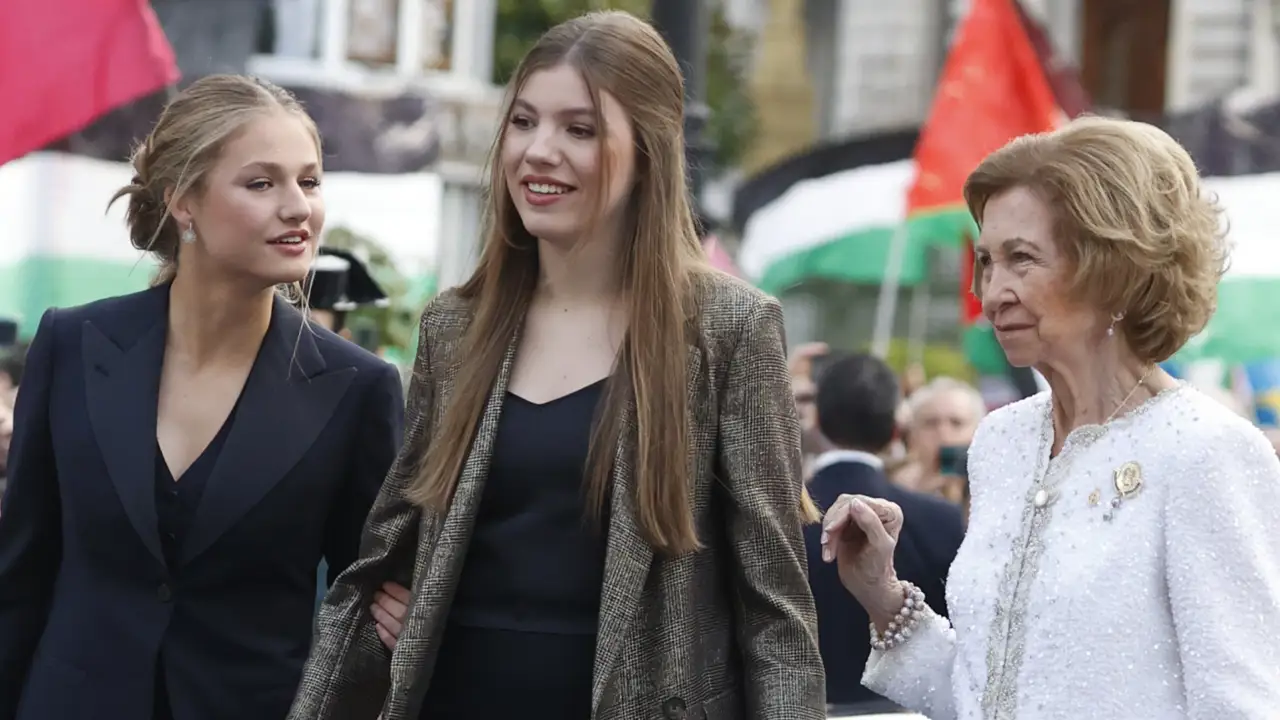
[1081,0,1171,116]
[254,0,454,73]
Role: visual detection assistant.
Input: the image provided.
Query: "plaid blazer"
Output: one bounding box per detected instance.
[288,271,825,720]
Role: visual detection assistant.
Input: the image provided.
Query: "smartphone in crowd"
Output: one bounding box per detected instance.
[938,444,969,479]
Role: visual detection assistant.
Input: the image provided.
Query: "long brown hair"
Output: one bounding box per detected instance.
[406,11,710,554]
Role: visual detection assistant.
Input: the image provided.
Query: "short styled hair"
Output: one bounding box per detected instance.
[964,115,1228,364]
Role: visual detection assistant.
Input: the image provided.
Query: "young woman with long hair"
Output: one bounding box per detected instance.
[0,75,405,720]
[292,11,824,720]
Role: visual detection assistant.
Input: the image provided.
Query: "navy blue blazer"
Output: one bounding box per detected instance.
[803,459,964,708]
[0,285,405,720]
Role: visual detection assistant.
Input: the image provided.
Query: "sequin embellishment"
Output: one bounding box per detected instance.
[980,388,1182,719]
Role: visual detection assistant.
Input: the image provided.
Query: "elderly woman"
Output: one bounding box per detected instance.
[819,116,1280,719]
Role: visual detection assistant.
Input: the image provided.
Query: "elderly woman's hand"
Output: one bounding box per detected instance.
[820,494,909,628]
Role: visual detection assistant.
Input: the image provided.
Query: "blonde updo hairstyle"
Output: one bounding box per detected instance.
[964,115,1228,364]
[109,74,320,285]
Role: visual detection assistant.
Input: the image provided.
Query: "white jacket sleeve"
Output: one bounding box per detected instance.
[861,613,959,719]
[860,407,1012,720]
[1164,420,1280,718]
[855,399,1024,712]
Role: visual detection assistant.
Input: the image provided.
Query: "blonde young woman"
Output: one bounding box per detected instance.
[292,11,824,720]
[0,76,404,720]
[821,117,1280,718]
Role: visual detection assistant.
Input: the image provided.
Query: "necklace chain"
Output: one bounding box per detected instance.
[1103,366,1154,425]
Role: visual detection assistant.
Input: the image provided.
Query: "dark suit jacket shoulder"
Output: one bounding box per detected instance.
[291,270,825,720]
[0,285,404,720]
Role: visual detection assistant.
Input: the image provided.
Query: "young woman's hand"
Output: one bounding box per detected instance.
[370,581,411,650]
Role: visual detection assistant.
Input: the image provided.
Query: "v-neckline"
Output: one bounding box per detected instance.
[507,377,608,408]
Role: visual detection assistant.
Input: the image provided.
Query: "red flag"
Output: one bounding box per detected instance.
[960,231,984,323]
[1013,0,1091,118]
[0,0,180,166]
[908,0,1062,324]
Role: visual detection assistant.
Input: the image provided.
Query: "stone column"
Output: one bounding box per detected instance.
[742,0,816,176]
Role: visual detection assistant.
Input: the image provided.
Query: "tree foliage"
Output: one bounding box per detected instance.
[493,0,757,169]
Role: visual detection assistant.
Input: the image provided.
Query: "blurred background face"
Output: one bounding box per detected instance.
[502,63,636,247]
[977,186,1105,368]
[172,111,325,289]
[792,373,820,448]
[910,388,981,470]
[788,343,831,454]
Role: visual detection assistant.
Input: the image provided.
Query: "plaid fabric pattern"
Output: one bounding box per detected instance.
[288,272,825,719]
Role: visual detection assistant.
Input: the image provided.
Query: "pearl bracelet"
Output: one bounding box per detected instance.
[869,581,932,651]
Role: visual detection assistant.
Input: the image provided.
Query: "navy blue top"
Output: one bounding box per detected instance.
[420,380,609,719]
[152,409,236,720]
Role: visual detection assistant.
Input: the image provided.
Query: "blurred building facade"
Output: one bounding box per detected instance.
[243,0,502,290]
[738,0,1268,150]
[731,0,1275,362]
[149,0,502,291]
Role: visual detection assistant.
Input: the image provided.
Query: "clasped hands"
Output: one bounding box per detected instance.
[367,493,912,650]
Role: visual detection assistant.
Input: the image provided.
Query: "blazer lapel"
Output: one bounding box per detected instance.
[180,295,355,565]
[591,343,705,712]
[397,332,520,714]
[83,286,171,566]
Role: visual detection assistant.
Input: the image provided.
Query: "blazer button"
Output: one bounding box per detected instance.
[661,697,687,720]
[157,583,173,603]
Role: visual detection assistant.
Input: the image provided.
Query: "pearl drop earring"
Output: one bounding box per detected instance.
[1107,312,1124,337]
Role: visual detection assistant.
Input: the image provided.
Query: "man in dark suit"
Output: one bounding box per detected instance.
[803,353,965,710]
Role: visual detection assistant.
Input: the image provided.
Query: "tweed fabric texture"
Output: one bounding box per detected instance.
[288,271,825,719]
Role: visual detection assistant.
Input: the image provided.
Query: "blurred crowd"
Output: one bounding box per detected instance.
[791,343,981,518]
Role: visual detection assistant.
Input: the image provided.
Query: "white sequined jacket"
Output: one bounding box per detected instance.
[863,386,1280,719]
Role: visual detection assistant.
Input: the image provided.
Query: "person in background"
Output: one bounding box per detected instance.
[305,246,389,340]
[0,340,23,409]
[790,341,834,480]
[0,401,11,497]
[899,362,927,398]
[881,399,913,476]
[290,11,823,720]
[0,330,18,504]
[0,75,405,720]
[893,376,984,503]
[0,319,17,356]
[822,116,1280,718]
[803,353,964,711]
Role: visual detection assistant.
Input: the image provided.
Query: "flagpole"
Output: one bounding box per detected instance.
[906,276,931,363]
[870,221,909,359]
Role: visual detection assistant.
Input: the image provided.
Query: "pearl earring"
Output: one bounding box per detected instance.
[1107,312,1124,337]
[180,225,197,244]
